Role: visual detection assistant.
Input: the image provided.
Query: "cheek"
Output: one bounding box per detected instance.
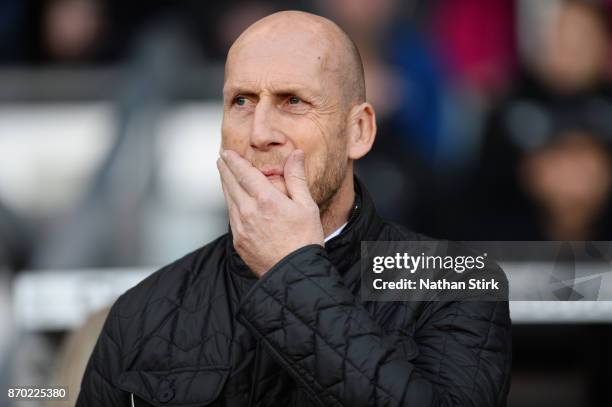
[298,116,346,176]
[292,121,327,172]
[221,115,250,153]
[295,113,339,151]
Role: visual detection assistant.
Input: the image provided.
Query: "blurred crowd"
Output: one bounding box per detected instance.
[2,2,612,405]
[1,0,612,274]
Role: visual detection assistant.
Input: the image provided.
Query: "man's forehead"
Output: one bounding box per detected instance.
[224,44,334,94]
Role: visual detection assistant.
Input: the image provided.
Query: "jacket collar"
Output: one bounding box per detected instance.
[225,175,384,278]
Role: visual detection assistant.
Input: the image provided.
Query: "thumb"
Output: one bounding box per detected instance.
[284,149,312,203]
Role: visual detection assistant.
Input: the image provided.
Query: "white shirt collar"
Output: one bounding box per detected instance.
[324,222,348,243]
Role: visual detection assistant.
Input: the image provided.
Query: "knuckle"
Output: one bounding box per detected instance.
[257,194,275,210]
[239,203,256,220]
[237,173,250,186]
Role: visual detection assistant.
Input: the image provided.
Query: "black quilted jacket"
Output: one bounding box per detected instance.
[76,178,512,407]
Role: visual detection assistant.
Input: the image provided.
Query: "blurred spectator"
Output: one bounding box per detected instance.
[520,131,612,240]
[430,0,517,97]
[316,0,448,161]
[42,0,106,63]
[468,0,612,240]
[523,0,609,94]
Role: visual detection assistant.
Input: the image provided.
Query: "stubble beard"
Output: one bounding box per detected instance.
[309,144,349,217]
[250,142,348,216]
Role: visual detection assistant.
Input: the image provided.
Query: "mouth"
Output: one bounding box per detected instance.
[261,168,284,181]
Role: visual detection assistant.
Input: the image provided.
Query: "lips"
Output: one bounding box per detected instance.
[261,168,284,179]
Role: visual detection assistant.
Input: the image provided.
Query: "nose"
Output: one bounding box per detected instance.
[250,97,286,150]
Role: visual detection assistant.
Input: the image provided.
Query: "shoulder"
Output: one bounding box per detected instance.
[85,234,235,389]
[103,234,230,344]
[121,234,228,308]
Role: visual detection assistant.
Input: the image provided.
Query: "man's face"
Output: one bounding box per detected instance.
[221,28,349,207]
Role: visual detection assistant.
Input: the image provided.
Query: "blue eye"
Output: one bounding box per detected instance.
[234,96,247,106]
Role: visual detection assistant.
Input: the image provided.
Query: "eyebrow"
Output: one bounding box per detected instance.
[223,83,320,99]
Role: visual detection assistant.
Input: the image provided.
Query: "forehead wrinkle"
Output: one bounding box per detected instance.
[226,55,327,98]
[224,82,323,101]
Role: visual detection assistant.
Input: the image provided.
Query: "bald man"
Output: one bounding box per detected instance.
[77,11,511,407]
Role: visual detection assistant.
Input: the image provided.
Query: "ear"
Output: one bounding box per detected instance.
[345,102,377,160]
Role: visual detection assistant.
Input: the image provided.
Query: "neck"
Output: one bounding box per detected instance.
[320,171,355,237]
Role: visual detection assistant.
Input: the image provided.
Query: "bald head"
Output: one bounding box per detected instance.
[225,10,365,106]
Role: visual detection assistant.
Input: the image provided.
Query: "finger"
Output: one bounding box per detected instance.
[217,156,252,205]
[283,149,313,204]
[219,169,242,234]
[221,149,275,198]
[219,165,238,216]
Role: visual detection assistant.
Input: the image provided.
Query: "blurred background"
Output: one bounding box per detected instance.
[1,0,612,405]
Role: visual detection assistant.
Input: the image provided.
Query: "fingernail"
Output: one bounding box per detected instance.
[221,150,228,158]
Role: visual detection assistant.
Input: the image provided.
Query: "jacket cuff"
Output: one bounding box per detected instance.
[237,243,326,316]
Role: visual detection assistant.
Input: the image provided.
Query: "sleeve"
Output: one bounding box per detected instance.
[75,302,130,407]
[236,244,512,407]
